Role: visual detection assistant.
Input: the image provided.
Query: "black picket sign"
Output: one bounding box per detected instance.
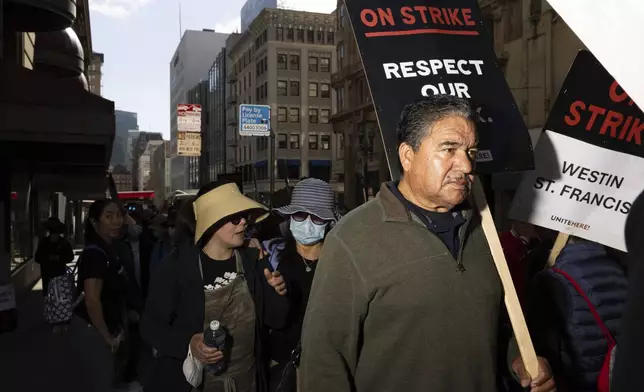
[546,50,644,159]
[344,0,534,180]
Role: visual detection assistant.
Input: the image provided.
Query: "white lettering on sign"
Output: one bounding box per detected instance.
[382,59,484,79]
[510,131,644,251]
[382,58,484,99]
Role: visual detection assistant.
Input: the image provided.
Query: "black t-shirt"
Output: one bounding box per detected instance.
[77,244,128,334]
[269,241,317,362]
[200,251,238,290]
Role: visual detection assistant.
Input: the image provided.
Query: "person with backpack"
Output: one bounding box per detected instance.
[36,217,74,297]
[75,199,130,386]
[36,217,75,332]
[529,236,629,392]
[611,188,644,391]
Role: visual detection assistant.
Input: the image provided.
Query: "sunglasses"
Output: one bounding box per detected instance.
[229,212,252,225]
[291,212,327,226]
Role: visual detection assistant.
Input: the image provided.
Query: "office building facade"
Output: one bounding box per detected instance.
[226,8,341,201]
[132,132,164,190]
[111,164,133,192]
[149,141,171,206]
[127,130,140,171]
[111,110,138,168]
[204,48,228,184]
[169,29,228,191]
[186,80,209,189]
[138,140,165,191]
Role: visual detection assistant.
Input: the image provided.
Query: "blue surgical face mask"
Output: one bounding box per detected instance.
[290,217,327,245]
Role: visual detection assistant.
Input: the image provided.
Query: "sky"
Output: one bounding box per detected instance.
[89,0,337,139]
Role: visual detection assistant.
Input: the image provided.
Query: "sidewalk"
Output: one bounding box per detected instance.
[0,280,113,392]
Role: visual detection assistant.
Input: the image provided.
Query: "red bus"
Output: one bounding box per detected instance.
[118,191,155,201]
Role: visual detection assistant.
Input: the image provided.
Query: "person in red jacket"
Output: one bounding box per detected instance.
[499,221,539,306]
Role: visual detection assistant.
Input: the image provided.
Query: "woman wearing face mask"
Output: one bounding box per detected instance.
[141,180,289,392]
[263,178,339,392]
[75,199,130,385]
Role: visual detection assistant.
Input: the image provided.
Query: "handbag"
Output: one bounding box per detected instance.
[183,344,204,388]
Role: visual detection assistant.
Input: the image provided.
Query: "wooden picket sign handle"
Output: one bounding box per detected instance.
[546,232,570,268]
[472,177,540,378]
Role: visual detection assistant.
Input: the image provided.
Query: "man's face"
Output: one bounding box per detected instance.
[399,116,477,211]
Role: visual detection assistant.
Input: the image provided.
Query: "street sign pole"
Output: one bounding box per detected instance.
[269,128,275,209]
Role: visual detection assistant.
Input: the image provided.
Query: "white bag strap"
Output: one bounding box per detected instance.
[183,344,203,388]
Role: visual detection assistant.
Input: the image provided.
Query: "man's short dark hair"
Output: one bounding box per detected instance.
[396,95,475,151]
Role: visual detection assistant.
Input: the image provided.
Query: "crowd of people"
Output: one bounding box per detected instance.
[34,94,637,392]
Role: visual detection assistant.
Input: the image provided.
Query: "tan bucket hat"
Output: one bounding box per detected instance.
[192,182,269,244]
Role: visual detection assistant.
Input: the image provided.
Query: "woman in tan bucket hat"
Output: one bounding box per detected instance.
[141,180,290,392]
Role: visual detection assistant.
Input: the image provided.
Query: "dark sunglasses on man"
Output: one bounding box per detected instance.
[291,212,327,226]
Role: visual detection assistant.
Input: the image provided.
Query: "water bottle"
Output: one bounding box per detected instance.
[203,320,228,374]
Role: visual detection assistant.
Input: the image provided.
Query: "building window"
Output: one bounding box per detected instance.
[339,133,345,150]
[337,87,345,111]
[320,109,330,124]
[317,30,324,42]
[290,134,300,149]
[308,56,318,72]
[321,134,331,150]
[287,27,294,41]
[308,82,318,97]
[339,5,345,28]
[309,134,319,150]
[320,56,331,72]
[277,80,287,96]
[290,55,300,70]
[277,54,287,69]
[327,32,334,45]
[278,133,288,149]
[307,30,314,43]
[289,107,300,123]
[277,27,284,41]
[290,81,300,96]
[309,108,318,123]
[337,42,345,69]
[320,83,330,98]
[297,28,304,42]
[278,107,287,122]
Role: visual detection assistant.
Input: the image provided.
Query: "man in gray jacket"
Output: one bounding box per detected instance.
[300,95,555,392]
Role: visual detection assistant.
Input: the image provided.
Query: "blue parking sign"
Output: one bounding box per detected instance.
[239,104,271,137]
